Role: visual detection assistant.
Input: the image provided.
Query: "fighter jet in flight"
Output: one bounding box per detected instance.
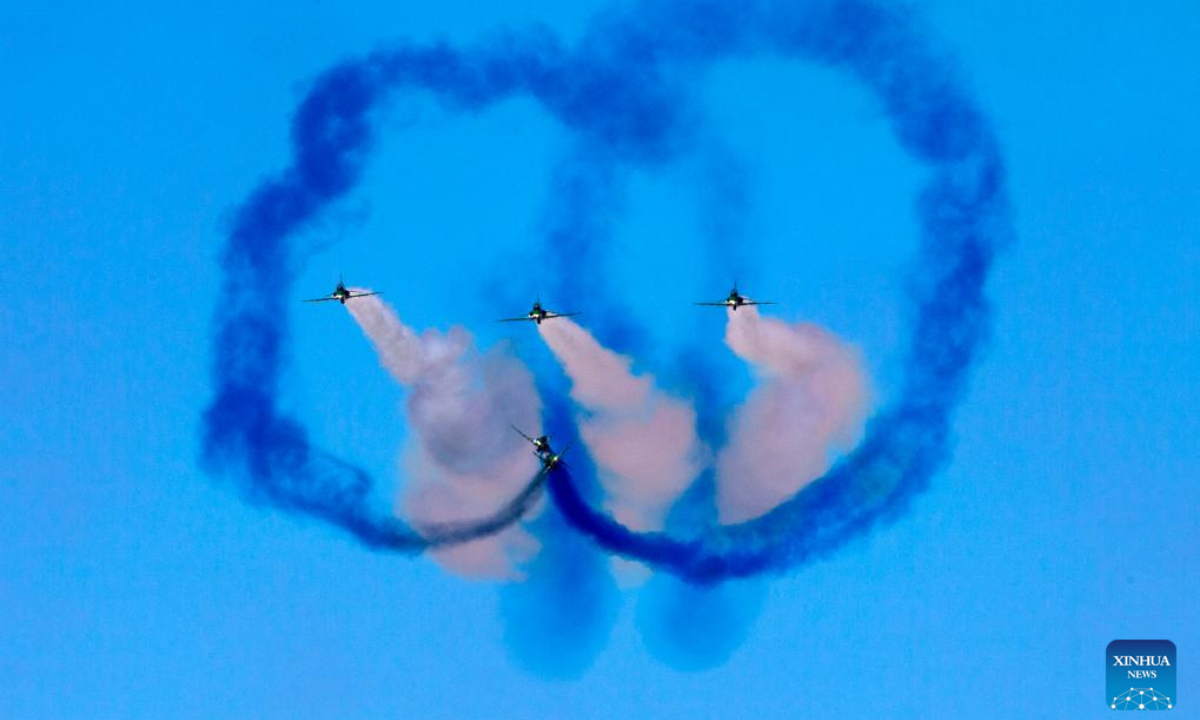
[512,425,554,458]
[303,276,381,305]
[512,425,570,470]
[499,298,579,325]
[694,283,775,311]
[540,445,570,471]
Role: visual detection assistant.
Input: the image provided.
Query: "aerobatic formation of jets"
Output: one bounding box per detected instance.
[305,277,773,463]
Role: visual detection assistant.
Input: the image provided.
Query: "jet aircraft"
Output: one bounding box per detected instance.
[512,425,570,470]
[694,283,775,311]
[540,445,570,471]
[499,298,579,325]
[303,276,381,304]
[512,425,554,458]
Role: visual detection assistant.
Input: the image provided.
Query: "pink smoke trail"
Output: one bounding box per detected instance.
[538,319,705,532]
[346,293,544,578]
[717,306,870,523]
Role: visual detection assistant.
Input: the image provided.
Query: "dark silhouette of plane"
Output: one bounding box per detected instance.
[303,275,381,305]
[694,282,775,311]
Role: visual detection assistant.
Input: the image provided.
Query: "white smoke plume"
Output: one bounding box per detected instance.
[346,293,544,578]
[538,319,705,532]
[717,307,870,523]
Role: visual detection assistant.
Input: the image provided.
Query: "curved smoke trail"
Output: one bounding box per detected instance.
[417,468,551,547]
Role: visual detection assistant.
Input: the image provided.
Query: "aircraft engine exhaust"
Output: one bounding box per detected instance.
[345,294,546,578]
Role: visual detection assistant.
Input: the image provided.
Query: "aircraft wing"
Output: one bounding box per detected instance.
[544,312,581,319]
[743,300,777,306]
[549,442,573,469]
[346,291,382,299]
[498,316,536,323]
[302,296,338,303]
[693,301,729,306]
[511,424,537,444]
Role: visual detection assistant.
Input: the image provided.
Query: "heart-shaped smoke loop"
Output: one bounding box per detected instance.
[202,0,1010,583]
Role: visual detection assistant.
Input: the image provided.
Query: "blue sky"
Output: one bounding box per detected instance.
[2,1,1197,718]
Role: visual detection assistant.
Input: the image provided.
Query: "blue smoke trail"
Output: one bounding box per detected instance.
[417,469,551,547]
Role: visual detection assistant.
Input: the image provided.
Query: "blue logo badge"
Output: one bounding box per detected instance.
[1108,640,1176,710]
